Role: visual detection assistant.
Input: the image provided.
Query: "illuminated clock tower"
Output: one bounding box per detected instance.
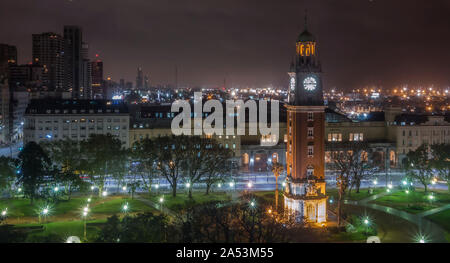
[284,18,327,223]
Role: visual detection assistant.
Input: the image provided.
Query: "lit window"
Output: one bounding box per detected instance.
[328,133,342,142]
[307,127,314,138]
[350,133,364,142]
[308,146,314,157]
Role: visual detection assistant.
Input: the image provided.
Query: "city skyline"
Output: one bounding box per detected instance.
[1,0,450,89]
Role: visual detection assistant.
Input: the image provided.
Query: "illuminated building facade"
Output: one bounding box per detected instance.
[32,32,64,91]
[284,21,327,223]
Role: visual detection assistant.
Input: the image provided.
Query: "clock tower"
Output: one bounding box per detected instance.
[284,18,327,223]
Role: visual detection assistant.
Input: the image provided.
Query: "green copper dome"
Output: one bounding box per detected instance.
[297,29,315,42]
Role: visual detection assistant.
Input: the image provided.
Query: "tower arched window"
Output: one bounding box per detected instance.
[307,166,314,179]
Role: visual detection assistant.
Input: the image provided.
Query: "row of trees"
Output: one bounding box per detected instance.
[95,194,324,243]
[403,143,449,193]
[329,141,450,225]
[0,134,234,204]
[328,142,379,226]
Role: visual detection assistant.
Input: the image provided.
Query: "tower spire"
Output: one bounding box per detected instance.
[304,9,308,30]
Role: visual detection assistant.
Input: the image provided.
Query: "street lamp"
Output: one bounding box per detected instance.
[54,187,59,192]
[185,182,191,188]
[1,208,7,221]
[122,186,127,191]
[81,206,89,241]
[159,196,164,212]
[122,203,129,213]
[247,181,252,188]
[39,206,50,223]
[102,191,108,197]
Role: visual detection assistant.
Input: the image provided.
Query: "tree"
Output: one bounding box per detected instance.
[347,142,378,194]
[430,143,450,192]
[131,138,158,197]
[328,144,353,227]
[96,213,168,243]
[154,136,186,197]
[96,215,121,242]
[41,139,86,200]
[182,136,209,198]
[17,142,52,204]
[81,134,127,197]
[271,162,284,208]
[201,141,233,195]
[403,144,434,193]
[0,156,18,196]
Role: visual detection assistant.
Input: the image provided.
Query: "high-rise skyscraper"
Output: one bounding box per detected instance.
[0,44,14,144]
[144,75,149,90]
[284,18,327,223]
[0,44,18,144]
[32,32,64,90]
[63,25,83,99]
[136,67,143,90]
[91,55,104,99]
[80,41,92,99]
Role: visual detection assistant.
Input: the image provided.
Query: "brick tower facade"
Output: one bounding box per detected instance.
[284,20,327,223]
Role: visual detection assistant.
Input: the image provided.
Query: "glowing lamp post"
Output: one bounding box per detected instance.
[159,196,164,212]
[82,206,89,241]
[122,203,129,214]
[271,163,284,209]
[39,206,50,223]
[1,208,7,223]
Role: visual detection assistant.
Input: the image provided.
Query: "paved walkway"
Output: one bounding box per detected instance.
[418,204,450,217]
[135,196,178,218]
[351,190,448,242]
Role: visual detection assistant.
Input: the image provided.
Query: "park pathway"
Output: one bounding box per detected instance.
[135,196,178,218]
[351,191,448,242]
[417,204,450,217]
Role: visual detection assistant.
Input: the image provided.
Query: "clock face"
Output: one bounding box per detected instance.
[290,77,296,91]
[303,77,317,91]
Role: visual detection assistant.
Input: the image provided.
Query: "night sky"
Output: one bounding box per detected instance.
[1,0,450,90]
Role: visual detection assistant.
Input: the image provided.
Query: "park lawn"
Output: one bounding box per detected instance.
[16,219,105,242]
[371,189,450,214]
[426,208,450,232]
[0,197,94,218]
[327,188,385,202]
[145,191,231,212]
[252,191,283,203]
[90,196,155,214]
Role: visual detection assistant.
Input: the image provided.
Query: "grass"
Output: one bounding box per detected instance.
[326,187,385,202]
[91,197,155,214]
[144,191,232,211]
[331,204,420,243]
[15,219,105,242]
[426,208,450,232]
[0,197,91,218]
[371,189,450,214]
